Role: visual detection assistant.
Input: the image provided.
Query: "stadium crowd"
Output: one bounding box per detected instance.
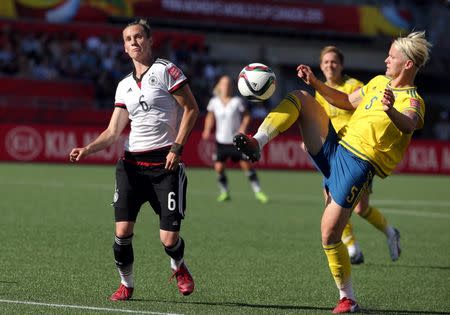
[0,24,220,111]
[0,12,449,140]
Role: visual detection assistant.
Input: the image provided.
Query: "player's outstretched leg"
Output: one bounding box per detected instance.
[233,133,261,162]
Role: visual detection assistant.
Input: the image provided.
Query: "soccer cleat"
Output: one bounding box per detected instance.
[387,228,401,261]
[255,191,269,204]
[233,133,261,162]
[217,192,231,202]
[110,284,133,301]
[350,251,364,265]
[170,262,195,296]
[332,297,360,313]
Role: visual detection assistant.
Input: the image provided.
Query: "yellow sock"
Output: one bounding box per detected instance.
[323,241,351,289]
[259,93,301,140]
[361,206,387,233]
[341,221,356,247]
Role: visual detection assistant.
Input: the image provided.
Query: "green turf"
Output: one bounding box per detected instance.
[0,163,449,315]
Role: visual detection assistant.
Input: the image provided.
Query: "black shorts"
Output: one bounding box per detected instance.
[113,159,187,232]
[214,142,246,163]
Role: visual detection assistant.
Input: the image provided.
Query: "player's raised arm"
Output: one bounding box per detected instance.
[297,64,356,110]
[69,107,129,162]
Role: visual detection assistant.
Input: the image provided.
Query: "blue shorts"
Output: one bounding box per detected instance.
[310,123,374,209]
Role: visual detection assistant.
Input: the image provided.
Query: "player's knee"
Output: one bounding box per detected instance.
[113,234,134,267]
[115,222,134,238]
[160,231,180,247]
[321,227,341,245]
[291,89,311,100]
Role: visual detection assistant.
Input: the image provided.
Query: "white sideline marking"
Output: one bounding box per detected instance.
[382,208,450,219]
[0,299,182,315]
[2,180,450,217]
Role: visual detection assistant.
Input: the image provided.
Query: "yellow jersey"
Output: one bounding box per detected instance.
[315,75,364,136]
[340,75,425,178]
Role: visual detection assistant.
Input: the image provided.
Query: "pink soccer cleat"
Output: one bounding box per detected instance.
[170,262,195,296]
[332,297,360,313]
[110,284,134,301]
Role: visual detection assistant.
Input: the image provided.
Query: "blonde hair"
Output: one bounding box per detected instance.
[393,31,432,68]
[213,75,231,96]
[319,46,344,64]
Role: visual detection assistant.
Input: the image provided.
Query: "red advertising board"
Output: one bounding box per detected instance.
[1,123,449,176]
[133,0,360,34]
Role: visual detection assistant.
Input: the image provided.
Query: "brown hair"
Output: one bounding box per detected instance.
[126,18,152,38]
[319,46,344,65]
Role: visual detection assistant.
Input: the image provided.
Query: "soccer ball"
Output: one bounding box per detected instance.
[237,63,276,102]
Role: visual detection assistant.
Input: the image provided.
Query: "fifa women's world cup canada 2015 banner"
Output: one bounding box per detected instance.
[1,123,450,175]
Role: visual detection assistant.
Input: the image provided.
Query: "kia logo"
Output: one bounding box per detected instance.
[5,126,43,161]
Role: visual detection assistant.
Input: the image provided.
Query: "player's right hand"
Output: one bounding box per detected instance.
[296,65,317,86]
[69,148,87,162]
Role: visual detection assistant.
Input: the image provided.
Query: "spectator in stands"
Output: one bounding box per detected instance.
[69,18,199,301]
[202,75,269,203]
[234,31,431,313]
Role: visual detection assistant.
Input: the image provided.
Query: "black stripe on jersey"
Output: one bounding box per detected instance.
[133,67,151,83]
[154,58,170,66]
[115,103,127,109]
[169,79,189,94]
[124,146,171,163]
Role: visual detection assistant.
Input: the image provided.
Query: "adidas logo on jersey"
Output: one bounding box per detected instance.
[127,88,132,93]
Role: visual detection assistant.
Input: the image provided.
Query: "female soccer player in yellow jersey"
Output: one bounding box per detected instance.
[234,31,431,313]
[315,46,401,266]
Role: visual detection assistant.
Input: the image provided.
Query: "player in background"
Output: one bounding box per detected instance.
[202,75,268,203]
[234,32,431,313]
[69,19,199,300]
[315,46,400,265]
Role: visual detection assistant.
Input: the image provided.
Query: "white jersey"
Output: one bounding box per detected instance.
[114,58,187,152]
[207,96,246,144]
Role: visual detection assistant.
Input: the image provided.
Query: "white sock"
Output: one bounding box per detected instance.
[339,280,355,301]
[253,131,269,150]
[171,258,184,271]
[346,242,361,258]
[384,225,396,238]
[118,264,134,288]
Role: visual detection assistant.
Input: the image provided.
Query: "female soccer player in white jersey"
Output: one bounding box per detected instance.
[202,75,268,203]
[234,32,431,313]
[315,46,401,265]
[69,18,199,300]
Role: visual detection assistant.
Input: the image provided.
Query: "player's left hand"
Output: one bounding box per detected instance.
[165,152,180,170]
[382,88,395,112]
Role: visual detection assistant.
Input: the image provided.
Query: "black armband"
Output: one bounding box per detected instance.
[170,143,184,155]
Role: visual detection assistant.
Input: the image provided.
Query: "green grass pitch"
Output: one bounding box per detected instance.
[0,162,449,314]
